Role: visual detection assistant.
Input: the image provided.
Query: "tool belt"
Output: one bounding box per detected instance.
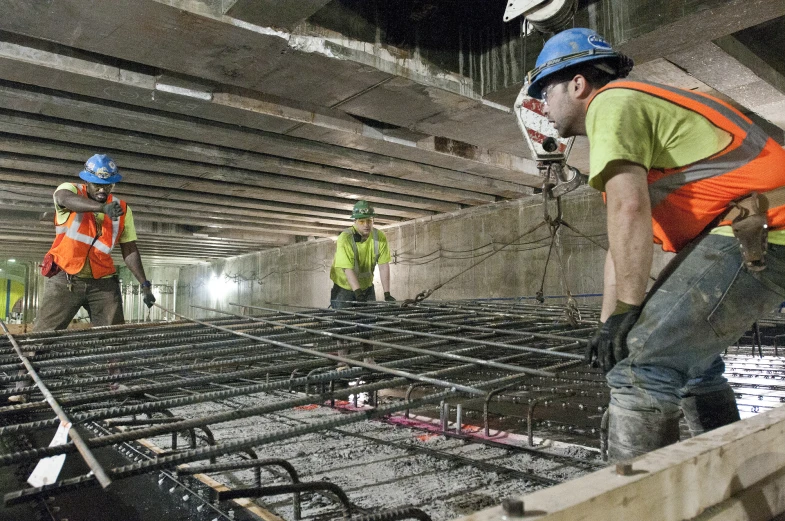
[725,192,771,272]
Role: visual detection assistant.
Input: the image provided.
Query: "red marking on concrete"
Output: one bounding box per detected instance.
[385,414,519,445]
[294,404,319,411]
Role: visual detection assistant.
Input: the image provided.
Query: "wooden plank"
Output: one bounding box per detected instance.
[0,167,426,220]
[0,83,534,198]
[0,179,400,224]
[453,405,785,521]
[0,150,458,214]
[134,436,282,521]
[0,125,497,207]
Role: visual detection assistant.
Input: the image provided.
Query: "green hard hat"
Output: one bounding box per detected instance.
[351,200,375,219]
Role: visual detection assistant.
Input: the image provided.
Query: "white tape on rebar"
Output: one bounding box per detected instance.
[27,421,71,487]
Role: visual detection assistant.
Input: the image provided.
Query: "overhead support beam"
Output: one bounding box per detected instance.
[0,178,405,226]
[0,133,492,210]
[0,82,534,199]
[597,0,785,65]
[668,41,785,132]
[223,0,332,30]
[0,36,538,185]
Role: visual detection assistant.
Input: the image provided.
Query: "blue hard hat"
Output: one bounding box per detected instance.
[526,28,632,99]
[79,154,122,184]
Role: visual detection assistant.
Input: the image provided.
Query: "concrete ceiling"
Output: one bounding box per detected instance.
[0,0,782,265]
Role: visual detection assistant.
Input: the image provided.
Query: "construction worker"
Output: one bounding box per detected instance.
[34,153,156,331]
[526,28,785,461]
[329,200,395,309]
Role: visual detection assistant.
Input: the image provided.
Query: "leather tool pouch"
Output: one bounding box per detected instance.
[40,253,62,278]
[730,192,769,272]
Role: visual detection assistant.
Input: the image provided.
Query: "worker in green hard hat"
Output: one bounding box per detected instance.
[329,200,395,309]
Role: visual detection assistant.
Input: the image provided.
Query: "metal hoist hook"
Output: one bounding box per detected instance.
[542,163,562,224]
[401,287,436,307]
[564,293,580,326]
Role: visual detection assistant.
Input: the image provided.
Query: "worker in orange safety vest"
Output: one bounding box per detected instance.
[35,153,156,331]
[526,27,785,461]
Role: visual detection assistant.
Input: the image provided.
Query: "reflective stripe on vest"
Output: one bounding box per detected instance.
[344,227,379,278]
[591,80,785,252]
[47,184,126,277]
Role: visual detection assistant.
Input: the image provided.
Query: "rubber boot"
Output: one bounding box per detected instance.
[607,404,680,462]
[681,387,740,437]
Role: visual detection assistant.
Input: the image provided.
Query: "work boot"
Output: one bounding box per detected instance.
[681,387,740,437]
[607,403,680,462]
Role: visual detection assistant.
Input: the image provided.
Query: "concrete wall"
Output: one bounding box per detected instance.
[150,187,634,320]
[25,187,675,325]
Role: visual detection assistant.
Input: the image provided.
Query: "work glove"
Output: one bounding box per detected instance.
[353,289,367,302]
[384,292,396,302]
[142,282,156,308]
[102,201,124,220]
[586,302,641,373]
[584,322,603,367]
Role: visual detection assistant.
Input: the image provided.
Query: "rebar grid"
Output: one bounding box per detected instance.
[0,300,610,512]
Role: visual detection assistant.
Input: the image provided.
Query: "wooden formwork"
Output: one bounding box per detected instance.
[455,405,785,521]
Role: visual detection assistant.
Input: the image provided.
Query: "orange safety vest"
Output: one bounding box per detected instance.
[591,80,785,252]
[47,184,127,278]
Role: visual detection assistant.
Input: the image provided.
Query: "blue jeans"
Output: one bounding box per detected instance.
[607,235,785,416]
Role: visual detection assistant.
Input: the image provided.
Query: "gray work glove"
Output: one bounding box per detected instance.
[384,291,396,302]
[353,289,367,302]
[102,201,124,220]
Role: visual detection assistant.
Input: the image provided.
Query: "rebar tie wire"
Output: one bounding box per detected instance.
[0,319,112,489]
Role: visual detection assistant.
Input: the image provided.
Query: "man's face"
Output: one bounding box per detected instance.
[541,78,584,138]
[354,218,373,238]
[86,182,114,203]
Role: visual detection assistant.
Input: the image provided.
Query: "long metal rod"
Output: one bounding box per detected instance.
[0,319,112,488]
[194,305,569,375]
[324,305,584,354]
[0,341,544,466]
[230,303,587,356]
[160,305,501,393]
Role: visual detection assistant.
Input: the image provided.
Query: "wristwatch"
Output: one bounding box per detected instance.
[141,280,152,289]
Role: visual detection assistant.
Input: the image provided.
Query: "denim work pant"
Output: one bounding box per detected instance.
[34,271,125,332]
[330,284,376,310]
[607,234,785,416]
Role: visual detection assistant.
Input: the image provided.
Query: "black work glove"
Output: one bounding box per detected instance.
[102,201,124,220]
[384,292,396,302]
[353,289,367,302]
[142,285,156,309]
[584,322,603,367]
[587,302,642,373]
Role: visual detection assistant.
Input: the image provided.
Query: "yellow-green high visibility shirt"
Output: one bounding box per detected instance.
[330,226,391,290]
[586,88,785,245]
